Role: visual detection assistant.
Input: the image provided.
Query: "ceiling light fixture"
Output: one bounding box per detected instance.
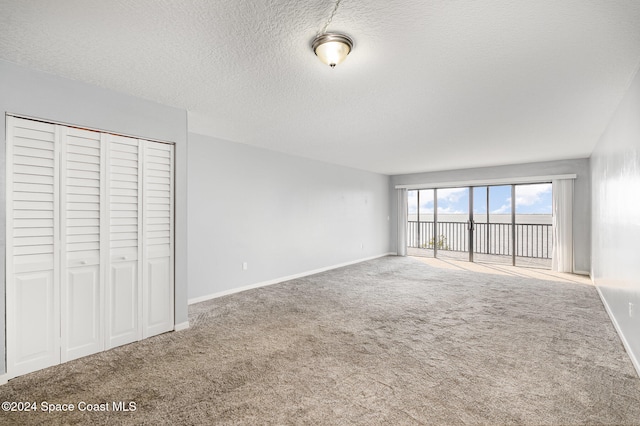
[312,0,353,68]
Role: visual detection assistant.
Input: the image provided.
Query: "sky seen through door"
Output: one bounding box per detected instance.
[408,184,552,215]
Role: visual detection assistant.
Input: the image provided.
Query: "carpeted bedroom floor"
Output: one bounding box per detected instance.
[1,256,639,425]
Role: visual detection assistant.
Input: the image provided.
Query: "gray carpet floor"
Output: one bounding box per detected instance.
[1,256,639,425]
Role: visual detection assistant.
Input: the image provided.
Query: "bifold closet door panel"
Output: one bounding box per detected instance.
[142,141,174,338]
[60,127,104,362]
[106,134,142,349]
[6,116,61,377]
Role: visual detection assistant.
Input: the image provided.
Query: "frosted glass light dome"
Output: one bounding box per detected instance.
[312,33,353,68]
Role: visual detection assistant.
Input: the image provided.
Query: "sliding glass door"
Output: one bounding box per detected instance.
[407,189,435,257]
[471,186,488,262]
[406,182,552,269]
[514,183,552,268]
[470,185,514,265]
[433,187,470,261]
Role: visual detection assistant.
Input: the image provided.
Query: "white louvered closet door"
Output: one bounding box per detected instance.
[6,116,60,378]
[142,141,174,338]
[60,127,105,362]
[106,134,143,349]
[6,116,176,379]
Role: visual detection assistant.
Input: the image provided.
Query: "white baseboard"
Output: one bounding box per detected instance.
[574,269,590,276]
[188,253,394,305]
[174,321,189,331]
[596,285,640,379]
[0,374,8,386]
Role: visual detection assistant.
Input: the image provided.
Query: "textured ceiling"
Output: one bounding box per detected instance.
[2,0,640,175]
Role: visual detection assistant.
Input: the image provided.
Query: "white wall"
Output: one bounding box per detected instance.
[591,66,640,375]
[187,132,391,301]
[389,159,591,273]
[0,59,189,375]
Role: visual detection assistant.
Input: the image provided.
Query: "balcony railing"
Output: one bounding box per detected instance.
[408,221,552,259]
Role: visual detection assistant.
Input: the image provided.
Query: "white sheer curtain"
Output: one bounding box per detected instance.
[551,179,574,272]
[397,189,408,256]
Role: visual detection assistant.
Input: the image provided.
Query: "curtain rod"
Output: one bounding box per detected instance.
[394,174,577,190]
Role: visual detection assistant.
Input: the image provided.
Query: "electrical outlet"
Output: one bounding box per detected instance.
[242,262,248,271]
[630,302,635,318]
